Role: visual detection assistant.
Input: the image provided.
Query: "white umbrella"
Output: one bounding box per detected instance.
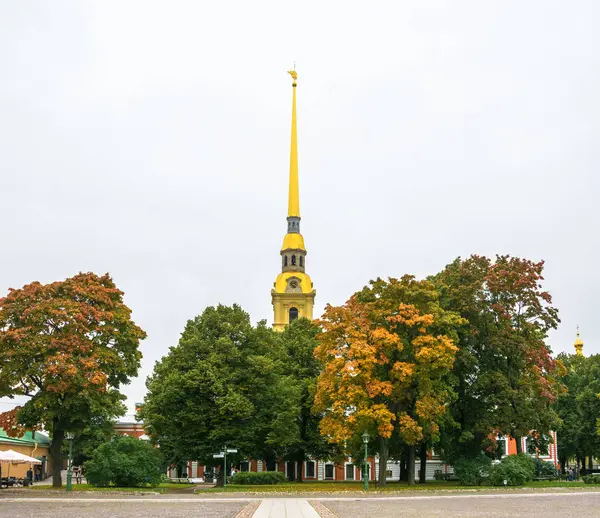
[0,449,41,486]
[0,450,42,464]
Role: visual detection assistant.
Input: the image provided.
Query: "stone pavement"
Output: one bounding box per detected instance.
[252,498,319,517]
[317,491,600,517]
[2,491,600,517]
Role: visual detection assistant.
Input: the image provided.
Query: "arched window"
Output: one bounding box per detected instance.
[284,256,288,267]
[299,256,304,267]
[291,255,296,265]
[289,307,299,322]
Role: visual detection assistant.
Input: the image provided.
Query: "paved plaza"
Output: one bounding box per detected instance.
[2,492,600,517]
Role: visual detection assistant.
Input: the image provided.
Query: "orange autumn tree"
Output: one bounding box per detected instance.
[314,275,463,486]
[0,273,146,487]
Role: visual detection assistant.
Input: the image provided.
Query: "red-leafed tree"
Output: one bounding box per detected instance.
[0,273,146,486]
[432,255,564,460]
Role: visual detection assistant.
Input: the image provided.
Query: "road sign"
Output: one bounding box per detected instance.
[226,449,238,453]
[213,454,224,458]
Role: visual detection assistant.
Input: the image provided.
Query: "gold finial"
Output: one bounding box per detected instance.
[288,69,298,82]
[574,325,584,356]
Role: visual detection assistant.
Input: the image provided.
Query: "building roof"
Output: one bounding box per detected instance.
[0,429,50,447]
[115,414,144,426]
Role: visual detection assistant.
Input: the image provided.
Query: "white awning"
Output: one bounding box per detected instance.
[0,449,42,464]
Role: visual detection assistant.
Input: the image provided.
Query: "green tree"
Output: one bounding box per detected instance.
[71,414,117,467]
[267,318,334,481]
[0,273,145,487]
[139,305,284,486]
[85,435,163,487]
[432,255,564,461]
[556,353,600,472]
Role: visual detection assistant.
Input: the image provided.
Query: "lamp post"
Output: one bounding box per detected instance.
[213,446,237,489]
[362,431,370,491]
[65,432,74,491]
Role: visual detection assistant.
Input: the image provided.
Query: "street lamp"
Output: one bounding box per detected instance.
[213,446,237,489]
[361,431,370,491]
[65,432,74,492]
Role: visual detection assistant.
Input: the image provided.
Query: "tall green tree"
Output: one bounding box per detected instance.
[139,305,284,485]
[556,353,600,471]
[267,318,333,481]
[432,255,564,460]
[0,273,145,486]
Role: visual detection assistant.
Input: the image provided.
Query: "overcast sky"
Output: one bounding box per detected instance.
[1,1,598,415]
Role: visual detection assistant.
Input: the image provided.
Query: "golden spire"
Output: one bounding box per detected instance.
[287,68,299,217]
[574,325,584,356]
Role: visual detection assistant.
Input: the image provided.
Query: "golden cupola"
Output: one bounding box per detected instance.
[271,69,316,331]
[574,327,584,356]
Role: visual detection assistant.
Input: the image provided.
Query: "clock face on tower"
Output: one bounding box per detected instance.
[286,278,302,293]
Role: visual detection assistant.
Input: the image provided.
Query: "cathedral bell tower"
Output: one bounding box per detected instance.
[272,69,316,331]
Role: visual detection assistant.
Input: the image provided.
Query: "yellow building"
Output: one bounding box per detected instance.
[272,70,316,331]
[0,429,52,480]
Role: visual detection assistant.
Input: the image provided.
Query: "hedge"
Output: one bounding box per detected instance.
[230,471,286,485]
[583,474,600,484]
[488,454,536,486]
[453,454,492,486]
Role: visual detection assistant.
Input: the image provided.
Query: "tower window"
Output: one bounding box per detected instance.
[291,255,296,265]
[284,256,288,266]
[299,256,304,267]
[289,307,299,322]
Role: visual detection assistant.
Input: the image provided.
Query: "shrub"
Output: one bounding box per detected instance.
[453,454,493,486]
[582,474,600,484]
[230,471,286,485]
[84,436,163,487]
[533,458,558,478]
[488,454,536,486]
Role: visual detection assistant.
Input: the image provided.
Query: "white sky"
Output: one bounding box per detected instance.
[1,1,598,415]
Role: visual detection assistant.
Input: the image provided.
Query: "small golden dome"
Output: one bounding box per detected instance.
[281,232,305,251]
[574,327,584,356]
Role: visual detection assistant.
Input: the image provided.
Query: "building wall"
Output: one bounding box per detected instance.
[0,443,52,479]
[501,432,559,466]
[114,423,146,439]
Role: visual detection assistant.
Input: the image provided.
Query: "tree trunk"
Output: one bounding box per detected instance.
[399,449,408,482]
[514,436,522,454]
[559,455,567,475]
[296,456,303,482]
[407,445,415,486]
[589,456,594,470]
[49,426,64,488]
[419,443,427,484]
[216,466,224,487]
[377,437,389,487]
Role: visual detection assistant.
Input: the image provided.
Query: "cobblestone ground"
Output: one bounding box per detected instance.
[1,501,249,518]
[320,493,600,518]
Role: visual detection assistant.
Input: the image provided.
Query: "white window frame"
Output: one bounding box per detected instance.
[324,462,335,480]
[344,462,355,481]
[284,461,297,479]
[497,435,509,458]
[305,460,316,479]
